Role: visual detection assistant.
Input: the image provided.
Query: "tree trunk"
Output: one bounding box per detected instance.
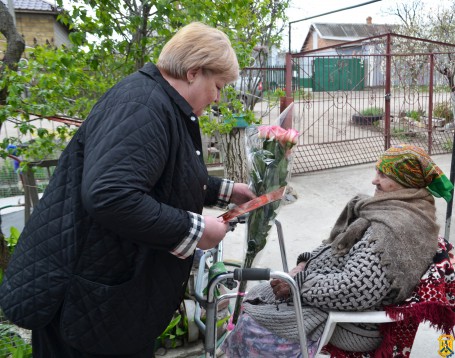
[0,2,24,267]
[0,1,26,104]
[219,128,247,183]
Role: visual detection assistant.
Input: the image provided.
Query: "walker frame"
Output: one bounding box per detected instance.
[193,219,309,358]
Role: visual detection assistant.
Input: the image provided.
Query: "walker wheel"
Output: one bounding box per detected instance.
[183,299,199,343]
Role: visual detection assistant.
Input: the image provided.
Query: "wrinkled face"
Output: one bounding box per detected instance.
[372,169,406,196]
[187,69,225,116]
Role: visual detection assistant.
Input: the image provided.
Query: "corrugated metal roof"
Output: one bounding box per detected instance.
[1,0,56,12]
[313,23,391,40]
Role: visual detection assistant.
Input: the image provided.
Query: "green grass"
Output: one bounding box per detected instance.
[360,107,383,116]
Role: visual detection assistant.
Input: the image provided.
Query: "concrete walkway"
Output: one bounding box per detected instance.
[2,154,453,357]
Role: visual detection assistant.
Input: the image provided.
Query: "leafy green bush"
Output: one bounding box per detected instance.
[0,323,32,358]
[0,227,29,357]
[156,313,187,349]
[199,86,259,135]
[0,226,21,286]
[442,139,453,151]
[433,101,454,121]
[406,109,425,122]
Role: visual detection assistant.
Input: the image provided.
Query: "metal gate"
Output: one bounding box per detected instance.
[286,33,455,175]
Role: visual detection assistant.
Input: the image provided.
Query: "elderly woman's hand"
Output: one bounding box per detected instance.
[230,183,255,205]
[270,279,291,300]
[270,263,305,300]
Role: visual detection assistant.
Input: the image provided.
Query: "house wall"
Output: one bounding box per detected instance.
[16,13,58,46]
[0,12,70,57]
[303,33,345,52]
[303,31,315,51]
[320,39,345,49]
[53,22,71,47]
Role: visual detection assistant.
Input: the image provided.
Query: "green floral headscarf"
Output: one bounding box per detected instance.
[376,144,454,202]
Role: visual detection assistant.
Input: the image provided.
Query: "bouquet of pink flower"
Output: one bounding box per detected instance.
[231,124,299,325]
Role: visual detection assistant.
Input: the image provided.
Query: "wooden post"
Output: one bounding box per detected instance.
[22,159,58,223]
[281,52,294,129]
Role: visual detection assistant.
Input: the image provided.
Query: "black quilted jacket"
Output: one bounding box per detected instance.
[0,63,223,355]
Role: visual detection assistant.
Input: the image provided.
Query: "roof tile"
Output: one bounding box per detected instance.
[1,0,55,12]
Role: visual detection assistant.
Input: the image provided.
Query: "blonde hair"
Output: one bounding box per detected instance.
[157,22,239,83]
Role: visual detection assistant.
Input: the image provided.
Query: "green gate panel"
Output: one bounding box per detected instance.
[300,78,312,88]
[312,58,364,92]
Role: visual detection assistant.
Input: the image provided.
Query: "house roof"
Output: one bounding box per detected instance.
[314,23,391,40]
[301,22,393,52]
[1,0,57,13]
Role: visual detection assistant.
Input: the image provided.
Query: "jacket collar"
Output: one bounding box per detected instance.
[138,63,203,159]
[138,63,194,118]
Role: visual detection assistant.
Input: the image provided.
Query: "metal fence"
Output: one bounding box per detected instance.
[2,34,455,185]
[286,33,455,175]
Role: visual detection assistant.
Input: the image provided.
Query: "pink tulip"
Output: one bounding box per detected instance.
[268,125,287,141]
[257,125,299,149]
[257,125,272,139]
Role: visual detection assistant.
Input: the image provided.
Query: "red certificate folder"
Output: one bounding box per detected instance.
[218,186,285,222]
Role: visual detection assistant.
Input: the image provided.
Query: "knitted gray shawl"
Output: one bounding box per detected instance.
[326,188,438,302]
[243,188,439,346]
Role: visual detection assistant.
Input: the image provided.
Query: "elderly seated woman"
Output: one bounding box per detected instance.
[221,144,454,358]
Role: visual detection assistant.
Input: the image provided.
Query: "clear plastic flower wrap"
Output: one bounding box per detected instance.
[230,123,299,325]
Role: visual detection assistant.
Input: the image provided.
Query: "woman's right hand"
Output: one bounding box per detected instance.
[197,216,229,250]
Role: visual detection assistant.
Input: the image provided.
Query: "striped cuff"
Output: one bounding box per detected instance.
[294,271,305,290]
[170,212,205,259]
[296,252,311,266]
[216,179,234,208]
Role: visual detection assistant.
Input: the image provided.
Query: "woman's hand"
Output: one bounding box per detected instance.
[197,216,229,250]
[230,183,255,205]
[270,279,291,300]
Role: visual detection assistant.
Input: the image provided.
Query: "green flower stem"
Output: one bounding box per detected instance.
[231,201,280,324]
[231,129,297,326]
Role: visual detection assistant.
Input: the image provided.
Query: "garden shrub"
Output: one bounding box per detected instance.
[433,101,454,122]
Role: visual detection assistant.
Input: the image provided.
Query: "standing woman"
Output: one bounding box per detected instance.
[0,22,254,357]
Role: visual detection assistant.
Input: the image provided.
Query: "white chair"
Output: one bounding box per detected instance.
[315,310,399,356]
